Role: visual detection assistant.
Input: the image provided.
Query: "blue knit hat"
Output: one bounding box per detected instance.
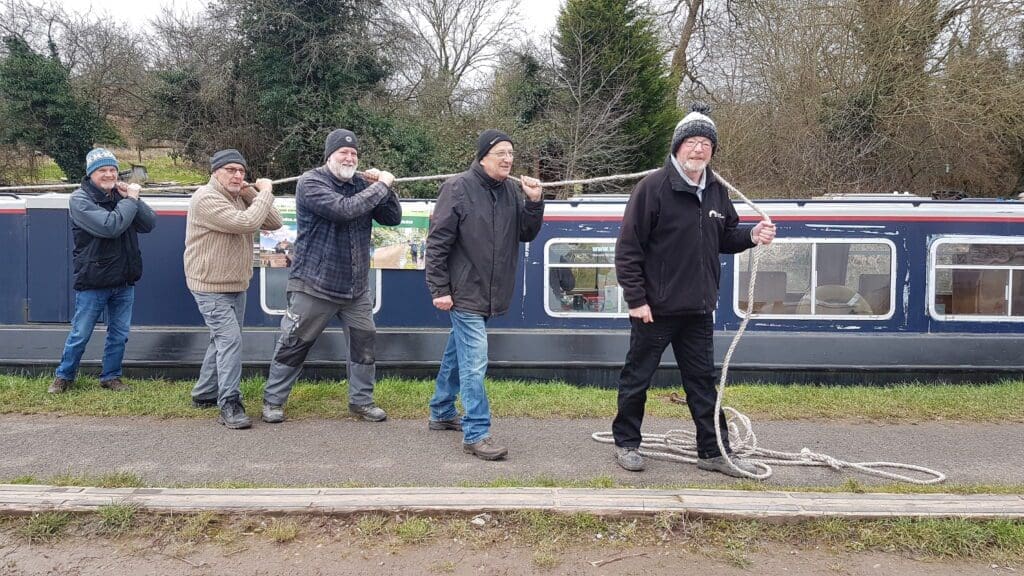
[85,148,119,176]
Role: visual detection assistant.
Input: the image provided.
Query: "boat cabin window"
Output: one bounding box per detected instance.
[930,238,1024,321]
[544,239,627,317]
[733,239,895,319]
[260,267,381,315]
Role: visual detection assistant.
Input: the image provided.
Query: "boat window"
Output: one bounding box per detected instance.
[544,239,627,317]
[734,239,895,319]
[260,267,381,315]
[930,239,1024,321]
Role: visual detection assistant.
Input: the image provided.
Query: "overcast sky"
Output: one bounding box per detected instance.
[55,0,562,40]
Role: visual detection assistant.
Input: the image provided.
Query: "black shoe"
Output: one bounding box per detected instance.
[48,377,72,394]
[191,397,218,409]
[218,400,252,429]
[261,403,285,424]
[428,418,462,431]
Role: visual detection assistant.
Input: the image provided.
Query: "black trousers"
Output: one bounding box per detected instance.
[612,313,730,459]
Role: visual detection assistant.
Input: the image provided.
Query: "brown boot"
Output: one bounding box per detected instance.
[48,377,72,394]
[463,437,508,461]
[100,378,129,392]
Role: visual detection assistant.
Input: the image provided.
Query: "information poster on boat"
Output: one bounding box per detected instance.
[254,197,432,270]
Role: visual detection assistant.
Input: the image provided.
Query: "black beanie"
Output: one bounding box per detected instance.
[476,129,513,161]
[210,149,247,172]
[323,129,359,161]
[671,102,718,156]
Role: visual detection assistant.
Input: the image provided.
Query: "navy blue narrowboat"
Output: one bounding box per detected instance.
[1,191,1022,385]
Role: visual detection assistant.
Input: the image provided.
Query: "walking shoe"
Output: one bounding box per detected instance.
[100,378,129,391]
[48,377,72,394]
[217,399,252,429]
[191,397,218,409]
[349,403,387,422]
[615,447,645,472]
[463,437,508,461]
[261,403,285,424]
[697,454,760,478]
[428,417,462,431]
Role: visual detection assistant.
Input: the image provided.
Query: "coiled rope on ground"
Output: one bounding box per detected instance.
[0,166,946,483]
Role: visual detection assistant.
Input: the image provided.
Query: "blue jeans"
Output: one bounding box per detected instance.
[55,286,135,382]
[429,309,490,444]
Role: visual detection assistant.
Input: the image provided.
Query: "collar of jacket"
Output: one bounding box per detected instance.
[664,155,716,195]
[471,161,505,190]
[81,177,117,205]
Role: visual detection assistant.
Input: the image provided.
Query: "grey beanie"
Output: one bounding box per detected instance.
[323,129,359,161]
[671,102,718,156]
[210,149,247,172]
[476,129,513,161]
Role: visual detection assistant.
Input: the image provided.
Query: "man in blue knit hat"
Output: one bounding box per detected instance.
[49,148,157,394]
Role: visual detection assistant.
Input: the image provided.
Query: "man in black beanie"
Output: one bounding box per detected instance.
[425,129,545,461]
[262,128,402,424]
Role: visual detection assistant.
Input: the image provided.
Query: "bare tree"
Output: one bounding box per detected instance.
[392,0,523,113]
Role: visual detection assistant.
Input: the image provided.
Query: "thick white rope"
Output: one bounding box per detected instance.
[594,170,944,485]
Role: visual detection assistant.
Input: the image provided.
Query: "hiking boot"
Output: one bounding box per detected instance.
[697,454,760,478]
[615,447,645,472]
[463,437,508,461]
[349,403,387,422]
[100,378,129,392]
[428,417,462,431]
[48,377,72,394]
[191,397,218,409]
[261,403,285,424]
[217,399,252,429]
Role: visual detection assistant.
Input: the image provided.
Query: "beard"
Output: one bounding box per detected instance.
[682,159,708,174]
[328,158,357,181]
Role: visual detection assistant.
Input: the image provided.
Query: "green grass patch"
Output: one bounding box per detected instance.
[395,516,434,543]
[6,151,206,186]
[264,518,300,543]
[97,503,138,534]
[17,512,71,542]
[2,374,1022,422]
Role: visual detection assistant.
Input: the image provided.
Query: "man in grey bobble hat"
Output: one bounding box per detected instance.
[324,129,358,161]
[612,102,776,477]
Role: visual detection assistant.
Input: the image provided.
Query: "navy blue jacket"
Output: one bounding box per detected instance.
[69,178,157,291]
[290,167,402,300]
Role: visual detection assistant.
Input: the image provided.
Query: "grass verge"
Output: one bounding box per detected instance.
[4,511,1022,562]
[2,375,1023,421]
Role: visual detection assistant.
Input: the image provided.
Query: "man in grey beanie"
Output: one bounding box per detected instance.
[612,103,776,476]
[261,129,402,424]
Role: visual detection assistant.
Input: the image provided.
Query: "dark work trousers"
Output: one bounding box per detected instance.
[612,313,731,459]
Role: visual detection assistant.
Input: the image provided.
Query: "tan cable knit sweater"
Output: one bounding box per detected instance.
[184,176,283,293]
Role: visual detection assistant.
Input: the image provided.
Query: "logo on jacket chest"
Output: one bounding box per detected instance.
[707,209,725,220]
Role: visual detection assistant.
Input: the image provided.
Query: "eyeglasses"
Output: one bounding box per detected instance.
[487,151,515,159]
[220,167,246,175]
[681,139,713,150]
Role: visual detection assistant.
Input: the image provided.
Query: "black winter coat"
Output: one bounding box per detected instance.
[425,163,544,317]
[615,158,754,315]
[70,179,157,291]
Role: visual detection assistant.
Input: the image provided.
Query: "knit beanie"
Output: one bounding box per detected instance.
[323,129,359,161]
[476,129,513,161]
[210,149,247,172]
[671,102,717,156]
[85,148,118,176]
